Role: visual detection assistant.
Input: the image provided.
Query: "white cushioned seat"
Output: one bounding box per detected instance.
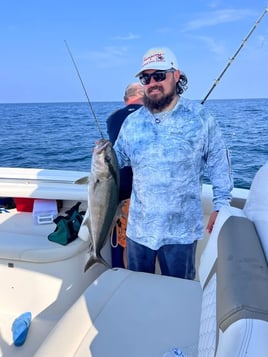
[0,210,87,262]
[35,163,268,357]
[35,268,202,357]
[243,162,268,258]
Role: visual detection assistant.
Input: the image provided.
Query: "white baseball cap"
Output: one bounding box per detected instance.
[135,47,179,77]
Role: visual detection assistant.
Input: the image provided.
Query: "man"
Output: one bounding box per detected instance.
[106,83,144,267]
[107,83,144,151]
[114,47,233,279]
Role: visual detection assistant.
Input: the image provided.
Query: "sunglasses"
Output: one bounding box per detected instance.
[139,69,175,85]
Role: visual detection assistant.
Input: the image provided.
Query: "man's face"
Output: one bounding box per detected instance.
[140,69,180,111]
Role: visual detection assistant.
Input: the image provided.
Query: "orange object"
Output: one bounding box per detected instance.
[116,199,130,248]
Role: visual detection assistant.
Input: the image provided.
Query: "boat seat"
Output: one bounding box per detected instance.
[198,215,268,356]
[0,209,88,263]
[35,268,203,357]
[243,161,268,259]
[0,168,90,263]
[35,215,268,356]
[198,162,268,356]
[35,163,268,356]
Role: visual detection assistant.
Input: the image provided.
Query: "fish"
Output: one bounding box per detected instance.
[78,139,120,272]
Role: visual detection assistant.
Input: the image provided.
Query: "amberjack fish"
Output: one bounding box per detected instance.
[78,139,120,271]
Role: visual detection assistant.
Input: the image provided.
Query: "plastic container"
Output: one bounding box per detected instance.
[14,198,35,212]
[32,199,58,224]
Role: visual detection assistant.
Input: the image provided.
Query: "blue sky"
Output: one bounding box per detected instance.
[1,0,268,103]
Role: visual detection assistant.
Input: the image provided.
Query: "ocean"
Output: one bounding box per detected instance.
[0,98,267,189]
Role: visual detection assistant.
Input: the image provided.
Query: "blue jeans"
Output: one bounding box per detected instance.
[126,238,197,280]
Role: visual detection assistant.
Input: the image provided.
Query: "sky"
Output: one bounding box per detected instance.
[1,0,268,103]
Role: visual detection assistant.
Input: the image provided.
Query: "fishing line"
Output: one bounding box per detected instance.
[201,6,268,104]
[64,40,105,139]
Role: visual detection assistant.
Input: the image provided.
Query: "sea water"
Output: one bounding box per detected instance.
[0,98,267,189]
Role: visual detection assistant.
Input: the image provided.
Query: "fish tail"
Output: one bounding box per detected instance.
[84,254,110,272]
[84,256,98,272]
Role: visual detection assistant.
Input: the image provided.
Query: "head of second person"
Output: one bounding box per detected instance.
[135,47,188,112]
[123,83,144,105]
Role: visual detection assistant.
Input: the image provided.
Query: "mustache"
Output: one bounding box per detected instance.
[147,85,164,94]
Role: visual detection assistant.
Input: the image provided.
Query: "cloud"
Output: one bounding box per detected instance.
[112,33,139,40]
[256,34,267,48]
[193,35,225,55]
[183,8,254,31]
[156,27,172,34]
[207,0,222,9]
[81,46,130,68]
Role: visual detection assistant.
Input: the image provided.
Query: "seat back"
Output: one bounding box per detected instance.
[243,162,268,259]
[198,163,268,356]
[215,216,268,356]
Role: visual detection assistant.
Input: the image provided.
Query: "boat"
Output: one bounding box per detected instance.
[0,161,267,356]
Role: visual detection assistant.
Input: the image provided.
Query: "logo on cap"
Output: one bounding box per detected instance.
[143,52,166,67]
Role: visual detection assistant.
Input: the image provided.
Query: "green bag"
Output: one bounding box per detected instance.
[48,202,84,245]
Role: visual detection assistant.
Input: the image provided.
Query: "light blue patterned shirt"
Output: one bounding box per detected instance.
[114,97,233,250]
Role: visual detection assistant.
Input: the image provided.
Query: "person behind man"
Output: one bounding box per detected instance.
[113,47,233,279]
[106,83,144,268]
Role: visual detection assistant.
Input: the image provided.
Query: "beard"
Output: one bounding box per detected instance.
[143,84,177,112]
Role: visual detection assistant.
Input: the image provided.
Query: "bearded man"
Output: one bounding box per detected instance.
[114,47,233,279]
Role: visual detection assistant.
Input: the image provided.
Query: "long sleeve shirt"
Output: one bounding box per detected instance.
[114,97,233,250]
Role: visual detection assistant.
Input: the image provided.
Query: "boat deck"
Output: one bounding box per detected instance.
[0,167,249,356]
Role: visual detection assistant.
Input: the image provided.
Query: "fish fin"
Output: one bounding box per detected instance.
[75,176,89,184]
[84,256,98,272]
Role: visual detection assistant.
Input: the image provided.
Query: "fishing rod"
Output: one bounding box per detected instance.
[64,40,105,139]
[201,6,268,104]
